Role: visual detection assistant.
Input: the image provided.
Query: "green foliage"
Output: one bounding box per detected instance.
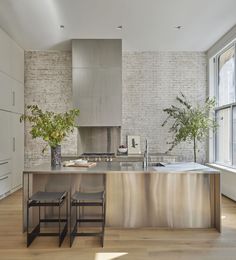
[162,93,217,162]
[20,105,80,152]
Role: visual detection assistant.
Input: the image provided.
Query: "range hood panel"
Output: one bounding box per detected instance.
[72,39,122,127]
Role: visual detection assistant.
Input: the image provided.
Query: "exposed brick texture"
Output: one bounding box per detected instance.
[24,51,77,167]
[24,50,207,166]
[121,51,207,163]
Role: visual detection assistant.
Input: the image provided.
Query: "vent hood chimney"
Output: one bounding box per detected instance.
[72,39,122,127]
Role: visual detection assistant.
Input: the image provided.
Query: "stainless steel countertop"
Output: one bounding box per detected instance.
[23,162,220,174]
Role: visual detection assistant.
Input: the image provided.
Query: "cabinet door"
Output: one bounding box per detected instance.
[0,111,11,161]
[0,72,11,111]
[0,28,11,76]
[10,40,24,84]
[11,113,24,189]
[11,80,24,114]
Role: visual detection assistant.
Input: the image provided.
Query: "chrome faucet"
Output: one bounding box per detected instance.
[143,139,148,169]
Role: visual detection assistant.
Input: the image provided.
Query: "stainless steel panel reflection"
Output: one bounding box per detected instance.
[106,173,211,228]
[28,172,211,229]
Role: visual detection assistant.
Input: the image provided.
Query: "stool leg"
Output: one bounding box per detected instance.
[38,205,41,233]
[70,200,76,247]
[27,201,29,247]
[102,196,106,247]
[27,202,40,247]
[66,195,68,234]
[76,204,78,232]
[78,203,80,227]
[58,203,61,247]
[70,198,72,247]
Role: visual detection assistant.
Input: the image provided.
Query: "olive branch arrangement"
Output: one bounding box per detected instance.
[162,93,217,162]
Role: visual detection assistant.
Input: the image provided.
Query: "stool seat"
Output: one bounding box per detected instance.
[30,191,67,202]
[72,191,104,201]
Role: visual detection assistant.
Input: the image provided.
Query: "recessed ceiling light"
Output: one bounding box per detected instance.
[174,25,183,30]
[60,25,65,29]
[116,25,123,30]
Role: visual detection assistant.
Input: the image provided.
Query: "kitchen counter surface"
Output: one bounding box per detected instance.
[23,162,220,175]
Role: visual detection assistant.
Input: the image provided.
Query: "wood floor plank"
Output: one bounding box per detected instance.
[0,190,236,259]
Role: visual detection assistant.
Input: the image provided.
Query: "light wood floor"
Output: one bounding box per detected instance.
[1,191,236,260]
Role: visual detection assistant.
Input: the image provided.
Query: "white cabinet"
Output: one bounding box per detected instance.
[0,29,11,76]
[10,40,24,84]
[0,173,11,197]
[11,113,24,189]
[0,160,11,197]
[0,25,24,197]
[0,27,24,84]
[11,80,24,114]
[0,73,24,114]
[0,72,11,111]
[0,110,11,161]
[0,112,24,191]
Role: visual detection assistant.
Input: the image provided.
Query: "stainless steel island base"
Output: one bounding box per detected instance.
[23,162,221,232]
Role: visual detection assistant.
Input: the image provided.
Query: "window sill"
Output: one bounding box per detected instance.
[207,163,236,174]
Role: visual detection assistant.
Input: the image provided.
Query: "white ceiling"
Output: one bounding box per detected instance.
[0,0,235,51]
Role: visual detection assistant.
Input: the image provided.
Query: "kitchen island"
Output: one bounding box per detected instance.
[23,162,221,232]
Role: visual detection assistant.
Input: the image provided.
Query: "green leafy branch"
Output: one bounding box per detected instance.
[162,92,217,162]
[20,105,80,152]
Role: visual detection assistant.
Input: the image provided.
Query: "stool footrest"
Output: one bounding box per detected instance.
[40,218,67,223]
[28,199,66,207]
[77,218,104,223]
[72,202,103,206]
[73,232,103,237]
[38,232,60,236]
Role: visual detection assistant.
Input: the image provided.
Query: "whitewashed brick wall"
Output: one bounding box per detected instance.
[122,51,207,163]
[24,50,207,166]
[24,51,77,167]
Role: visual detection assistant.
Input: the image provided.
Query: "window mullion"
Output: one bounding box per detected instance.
[231,105,233,165]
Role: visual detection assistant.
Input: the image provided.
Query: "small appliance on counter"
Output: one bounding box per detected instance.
[127,135,141,155]
[117,145,128,155]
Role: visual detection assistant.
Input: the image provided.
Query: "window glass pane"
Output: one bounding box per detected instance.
[233,107,236,165]
[216,108,231,164]
[218,46,235,106]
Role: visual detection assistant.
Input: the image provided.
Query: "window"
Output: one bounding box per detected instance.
[214,44,236,167]
[217,46,235,106]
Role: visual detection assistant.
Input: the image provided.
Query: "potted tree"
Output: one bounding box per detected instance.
[20,105,80,166]
[162,93,217,162]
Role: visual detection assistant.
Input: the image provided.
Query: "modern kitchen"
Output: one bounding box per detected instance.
[0,1,236,260]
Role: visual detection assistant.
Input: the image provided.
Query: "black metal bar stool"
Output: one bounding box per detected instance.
[27,191,68,247]
[70,191,106,247]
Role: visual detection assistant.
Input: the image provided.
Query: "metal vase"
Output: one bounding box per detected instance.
[51,145,61,167]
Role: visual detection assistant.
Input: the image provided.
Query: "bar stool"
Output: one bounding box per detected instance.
[70,191,106,247]
[27,191,68,247]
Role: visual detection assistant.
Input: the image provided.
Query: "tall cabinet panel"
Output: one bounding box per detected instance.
[0,72,11,111]
[0,29,11,76]
[0,110,11,161]
[11,80,24,114]
[0,27,24,198]
[11,113,24,189]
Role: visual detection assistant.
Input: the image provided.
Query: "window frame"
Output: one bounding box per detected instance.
[214,42,236,168]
